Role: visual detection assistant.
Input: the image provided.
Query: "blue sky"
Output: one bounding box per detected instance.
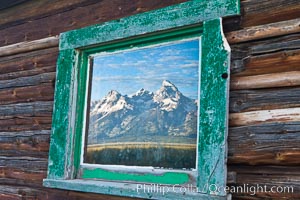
[90,38,200,101]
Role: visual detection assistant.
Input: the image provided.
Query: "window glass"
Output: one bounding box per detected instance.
[85,39,200,170]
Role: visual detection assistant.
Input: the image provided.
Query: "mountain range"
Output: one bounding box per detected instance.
[88,80,198,144]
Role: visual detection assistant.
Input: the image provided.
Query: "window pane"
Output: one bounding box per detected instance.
[84,39,199,170]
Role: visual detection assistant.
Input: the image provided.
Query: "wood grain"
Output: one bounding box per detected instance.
[228,122,300,165]
[0,36,58,57]
[240,0,300,28]
[230,87,300,113]
[0,185,142,200]
[231,71,300,90]
[0,116,52,132]
[0,83,54,105]
[230,34,300,74]
[0,47,58,76]
[229,107,300,127]
[0,101,53,118]
[0,72,55,90]
[0,0,187,47]
[226,18,300,44]
[0,0,99,29]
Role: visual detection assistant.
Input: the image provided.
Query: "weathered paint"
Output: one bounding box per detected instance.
[47,49,76,179]
[60,0,240,51]
[82,168,189,185]
[44,0,238,199]
[43,179,227,200]
[198,18,230,196]
[78,29,201,185]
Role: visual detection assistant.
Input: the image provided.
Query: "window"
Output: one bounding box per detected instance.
[44,1,239,199]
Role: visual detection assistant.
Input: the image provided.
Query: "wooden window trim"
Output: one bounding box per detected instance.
[43,0,240,199]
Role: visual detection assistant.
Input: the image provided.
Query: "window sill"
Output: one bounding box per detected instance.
[43,179,228,200]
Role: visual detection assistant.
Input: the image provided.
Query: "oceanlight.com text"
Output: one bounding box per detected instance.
[136,184,294,196]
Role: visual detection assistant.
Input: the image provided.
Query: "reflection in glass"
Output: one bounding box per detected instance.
[84,39,200,170]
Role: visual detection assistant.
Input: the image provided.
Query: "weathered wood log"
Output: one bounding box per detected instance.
[231,71,300,90]
[0,101,53,118]
[0,83,54,105]
[0,0,100,29]
[0,185,142,200]
[248,36,300,55]
[0,36,59,57]
[0,168,46,186]
[229,107,300,127]
[230,170,300,199]
[230,87,300,113]
[235,49,300,77]
[231,34,300,58]
[240,0,300,28]
[0,72,55,90]
[0,47,58,75]
[0,116,52,132]
[226,18,300,44]
[0,155,48,170]
[228,165,300,176]
[0,0,187,47]
[0,66,55,81]
[0,130,50,155]
[228,122,300,165]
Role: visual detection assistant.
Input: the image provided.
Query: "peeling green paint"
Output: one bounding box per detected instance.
[59,0,240,51]
[44,0,239,199]
[198,19,230,196]
[47,49,76,179]
[82,168,189,185]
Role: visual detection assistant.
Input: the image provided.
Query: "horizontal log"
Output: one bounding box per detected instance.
[226,18,300,44]
[0,101,53,118]
[0,65,55,81]
[235,49,300,77]
[0,185,142,200]
[0,167,46,186]
[231,71,300,90]
[231,174,300,199]
[0,116,52,132]
[229,165,300,176]
[240,0,300,28]
[0,0,187,47]
[0,155,48,170]
[0,36,59,57]
[0,0,100,29]
[228,122,300,165]
[229,107,300,127]
[0,72,55,90]
[230,34,300,74]
[231,33,300,59]
[0,83,54,105]
[230,87,300,113]
[0,47,58,72]
[0,132,50,155]
[248,36,300,55]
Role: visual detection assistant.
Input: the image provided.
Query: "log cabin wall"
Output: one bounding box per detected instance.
[0,0,299,199]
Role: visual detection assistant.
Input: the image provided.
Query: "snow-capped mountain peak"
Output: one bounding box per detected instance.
[132,88,153,98]
[91,90,132,118]
[162,80,176,87]
[88,80,198,144]
[153,80,183,111]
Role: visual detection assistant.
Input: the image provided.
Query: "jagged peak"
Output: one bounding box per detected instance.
[107,90,120,96]
[134,88,153,97]
[102,90,122,103]
[162,80,173,87]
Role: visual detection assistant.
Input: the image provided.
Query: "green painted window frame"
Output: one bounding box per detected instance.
[43,0,240,199]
